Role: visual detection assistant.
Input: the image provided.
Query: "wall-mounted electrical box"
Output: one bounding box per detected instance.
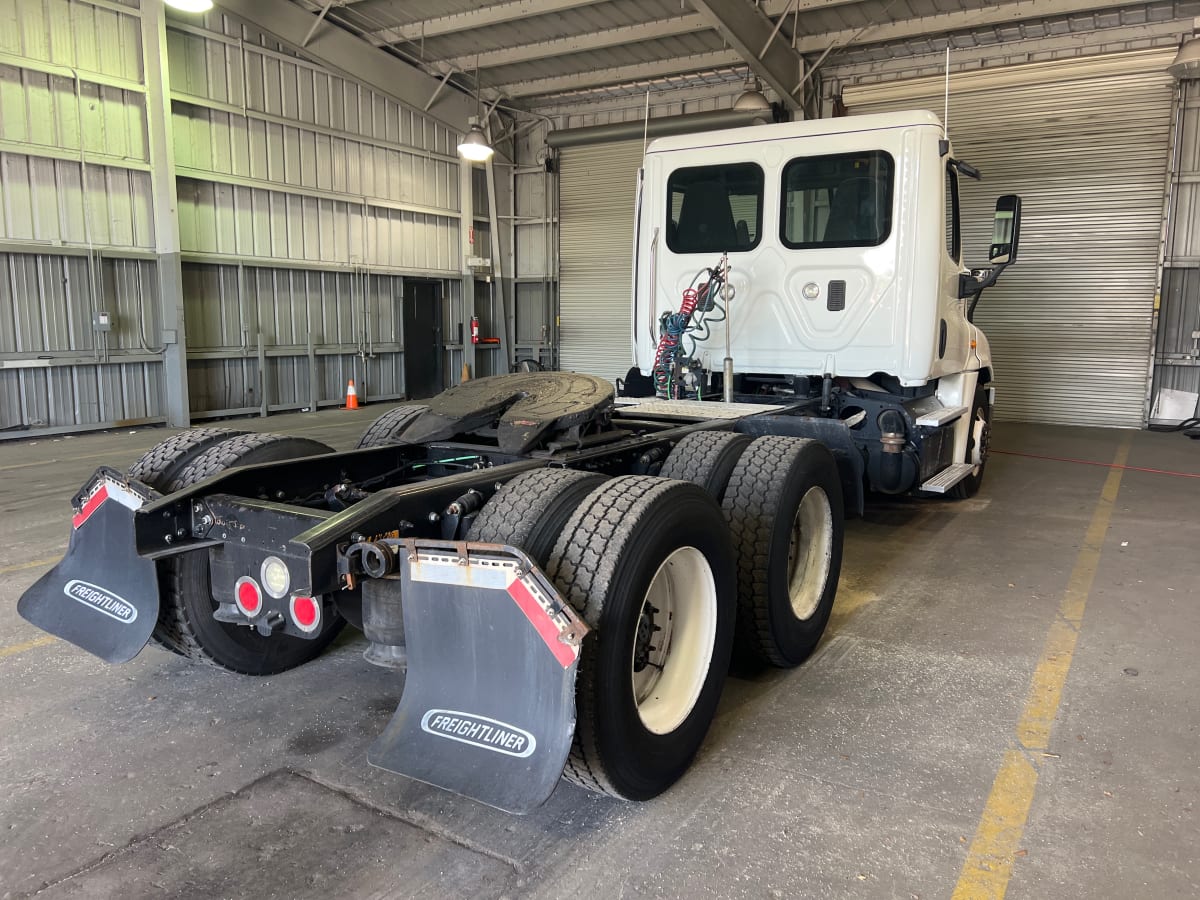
[93,312,112,332]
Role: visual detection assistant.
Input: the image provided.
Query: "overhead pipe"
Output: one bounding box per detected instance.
[546,108,774,150]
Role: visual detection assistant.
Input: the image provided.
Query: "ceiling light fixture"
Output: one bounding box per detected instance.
[458,116,494,162]
[164,0,214,12]
[1169,38,1200,80]
[733,72,771,112]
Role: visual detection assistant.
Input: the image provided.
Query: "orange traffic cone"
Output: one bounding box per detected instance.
[344,379,359,410]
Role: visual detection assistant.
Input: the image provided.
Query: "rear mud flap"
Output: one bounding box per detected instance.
[17,469,160,663]
[368,541,588,814]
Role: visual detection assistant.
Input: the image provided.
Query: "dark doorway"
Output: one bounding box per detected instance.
[403,280,443,400]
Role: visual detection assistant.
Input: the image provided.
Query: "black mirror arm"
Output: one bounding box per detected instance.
[960,262,1011,321]
[952,158,982,181]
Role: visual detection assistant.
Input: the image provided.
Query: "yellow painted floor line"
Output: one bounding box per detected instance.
[0,635,56,659]
[0,458,58,472]
[952,435,1131,900]
[0,555,63,575]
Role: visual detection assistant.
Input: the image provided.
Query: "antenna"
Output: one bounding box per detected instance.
[642,89,651,156]
[943,45,950,137]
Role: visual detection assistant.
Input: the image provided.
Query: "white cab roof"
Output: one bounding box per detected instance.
[645,109,943,155]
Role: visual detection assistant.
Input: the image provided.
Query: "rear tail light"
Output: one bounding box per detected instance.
[234,576,262,617]
[289,595,320,633]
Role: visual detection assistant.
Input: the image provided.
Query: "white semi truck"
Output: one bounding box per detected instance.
[19,110,1019,813]
[623,109,1021,501]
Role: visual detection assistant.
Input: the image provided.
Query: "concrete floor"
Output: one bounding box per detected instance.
[1,409,1197,899]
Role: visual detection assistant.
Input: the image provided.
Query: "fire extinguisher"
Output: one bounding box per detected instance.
[470,315,480,344]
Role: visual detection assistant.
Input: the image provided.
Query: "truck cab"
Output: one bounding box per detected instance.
[629,110,1020,498]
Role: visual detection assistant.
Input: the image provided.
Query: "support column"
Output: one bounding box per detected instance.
[485,157,512,367]
[141,2,190,427]
[459,158,476,380]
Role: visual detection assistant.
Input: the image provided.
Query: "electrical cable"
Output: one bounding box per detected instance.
[990,449,1200,478]
[1147,417,1200,433]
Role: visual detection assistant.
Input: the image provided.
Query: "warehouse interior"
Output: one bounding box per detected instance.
[2,0,1199,897]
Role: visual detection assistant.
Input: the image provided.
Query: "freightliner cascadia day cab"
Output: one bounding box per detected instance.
[17,111,1020,813]
[624,109,1021,499]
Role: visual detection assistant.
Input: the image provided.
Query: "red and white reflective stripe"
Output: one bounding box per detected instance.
[289,595,321,633]
[72,478,144,529]
[506,575,578,669]
[72,485,110,529]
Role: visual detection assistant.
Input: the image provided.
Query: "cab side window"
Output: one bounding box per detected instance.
[945,164,961,263]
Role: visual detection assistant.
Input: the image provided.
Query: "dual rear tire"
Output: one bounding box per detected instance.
[472,471,736,801]
[470,433,845,801]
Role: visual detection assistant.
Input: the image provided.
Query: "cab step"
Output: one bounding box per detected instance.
[920,462,974,494]
[915,405,968,427]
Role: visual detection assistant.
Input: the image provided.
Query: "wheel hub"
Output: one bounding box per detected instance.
[633,604,662,673]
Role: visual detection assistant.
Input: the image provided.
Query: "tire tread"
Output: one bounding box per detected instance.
[722,436,820,668]
[658,430,751,500]
[545,475,687,798]
[356,405,428,449]
[127,427,246,492]
[469,468,606,562]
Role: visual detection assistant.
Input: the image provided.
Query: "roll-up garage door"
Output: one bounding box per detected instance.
[844,49,1176,427]
[558,140,644,384]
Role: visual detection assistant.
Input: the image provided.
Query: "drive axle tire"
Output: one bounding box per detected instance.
[723,436,844,668]
[469,468,608,565]
[127,427,247,493]
[546,476,737,801]
[356,405,429,448]
[658,430,752,501]
[127,427,249,655]
[951,386,991,500]
[157,433,345,675]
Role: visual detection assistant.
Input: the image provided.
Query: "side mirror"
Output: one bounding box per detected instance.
[988,194,1022,265]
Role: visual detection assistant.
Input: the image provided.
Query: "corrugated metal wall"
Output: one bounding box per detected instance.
[0,0,497,436]
[1153,77,1200,422]
[167,14,465,415]
[843,50,1176,428]
[558,140,643,384]
[0,0,165,435]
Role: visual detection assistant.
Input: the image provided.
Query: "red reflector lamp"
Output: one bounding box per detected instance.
[234,576,262,617]
[290,595,320,633]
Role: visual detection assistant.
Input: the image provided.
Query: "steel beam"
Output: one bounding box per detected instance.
[440,16,707,70]
[141,1,190,429]
[688,0,805,111]
[792,0,1151,54]
[216,0,475,128]
[362,0,608,44]
[301,0,335,47]
[499,50,743,99]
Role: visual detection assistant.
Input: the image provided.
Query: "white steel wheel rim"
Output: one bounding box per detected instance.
[630,546,718,736]
[786,486,834,621]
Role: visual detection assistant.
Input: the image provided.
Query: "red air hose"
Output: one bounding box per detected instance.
[653,289,699,399]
